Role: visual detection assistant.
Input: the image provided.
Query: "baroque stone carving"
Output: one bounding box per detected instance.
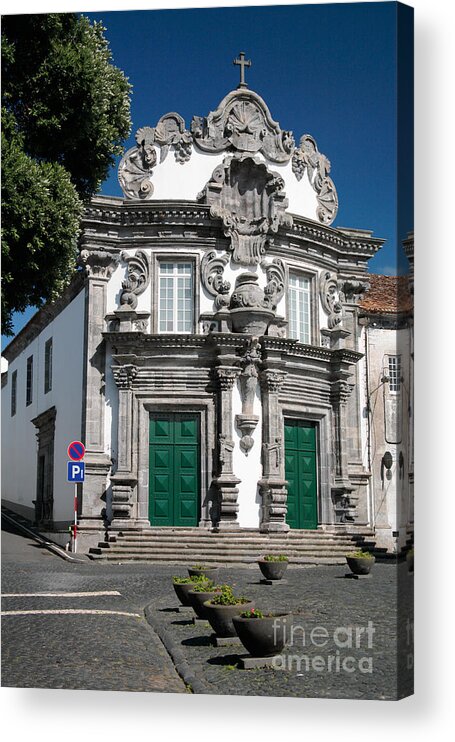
[214,366,240,390]
[78,249,119,279]
[112,364,137,390]
[119,250,151,310]
[118,114,193,200]
[338,277,370,303]
[320,270,343,329]
[118,127,157,200]
[292,134,338,225]
[235,338,261,455]
[263,258,286,310]
[200,154,292,266]
[229,273,275,336]
[191,88,295,163]
[200,250,231,309]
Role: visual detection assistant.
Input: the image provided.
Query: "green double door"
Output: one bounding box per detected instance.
[285,419,318,530]
[149,413,200,527]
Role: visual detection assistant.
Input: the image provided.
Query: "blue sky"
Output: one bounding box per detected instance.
[3,1,413,347]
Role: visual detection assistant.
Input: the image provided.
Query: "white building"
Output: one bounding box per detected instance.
[1,72,413,558]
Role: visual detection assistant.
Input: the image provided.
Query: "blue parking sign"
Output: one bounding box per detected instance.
[67,461,85,482]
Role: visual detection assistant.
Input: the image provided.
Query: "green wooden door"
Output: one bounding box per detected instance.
[149,413,200,526]
[285,419,318,529]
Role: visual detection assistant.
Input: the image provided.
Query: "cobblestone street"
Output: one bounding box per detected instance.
[2,520,413,699]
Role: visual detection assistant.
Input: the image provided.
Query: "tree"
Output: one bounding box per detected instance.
[1,13,132,335]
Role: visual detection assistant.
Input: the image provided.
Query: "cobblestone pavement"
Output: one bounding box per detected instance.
[2,521,413,699]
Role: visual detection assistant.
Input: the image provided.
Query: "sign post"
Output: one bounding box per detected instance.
[67,442,85,553]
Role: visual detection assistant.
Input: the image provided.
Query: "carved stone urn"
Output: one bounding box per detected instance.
[229,272,275,336]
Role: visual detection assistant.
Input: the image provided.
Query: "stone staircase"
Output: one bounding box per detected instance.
[88,527,380,565]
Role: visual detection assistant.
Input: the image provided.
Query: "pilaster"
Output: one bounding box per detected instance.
[213,365,241,530]
[258,369,289,533]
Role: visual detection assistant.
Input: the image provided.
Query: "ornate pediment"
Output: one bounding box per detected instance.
[191,89,295,163]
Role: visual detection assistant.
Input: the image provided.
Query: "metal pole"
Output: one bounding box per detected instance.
[74,484,78,553]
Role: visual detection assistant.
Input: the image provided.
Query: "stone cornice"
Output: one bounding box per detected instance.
[2,273,86,364]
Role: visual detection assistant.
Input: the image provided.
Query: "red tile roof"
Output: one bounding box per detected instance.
[359,274,413,314]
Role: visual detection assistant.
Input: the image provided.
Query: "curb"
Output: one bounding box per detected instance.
[1,510,87,563]
[145,604,212,695]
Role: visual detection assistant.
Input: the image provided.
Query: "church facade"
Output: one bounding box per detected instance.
[1,65,413,556]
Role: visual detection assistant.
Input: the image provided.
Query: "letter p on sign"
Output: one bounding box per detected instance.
[67,462,85,482]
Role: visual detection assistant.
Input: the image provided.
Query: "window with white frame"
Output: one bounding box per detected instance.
[387,355,402,393]
[158,262,194,333]
[288,272,311,344]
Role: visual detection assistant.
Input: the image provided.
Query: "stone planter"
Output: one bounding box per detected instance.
[203,600,255,637]
[173,581,200,607]
[233,613,292,657]
[188,566,220,582]
[230,307,275,336]
[229,272,275,336]
[406,550,414,573]
[346,555,375,576]
[258,559,289,581]
[188,589,219,620]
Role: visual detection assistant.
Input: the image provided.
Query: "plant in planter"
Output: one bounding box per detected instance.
[233,609,292,657]
[203,585,254,637]
[172,575,210,606]
[345,550,375,576]
[187,582,224,620]
[188,564,220,582]
[258,554,289,581]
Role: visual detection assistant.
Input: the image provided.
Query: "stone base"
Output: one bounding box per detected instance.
[177,605,194,614]
[212,635,242,647]
[238,654,286,669]
[259,522,290,534]
[192,617,209,626]
[344,572,371,580]
[260,578,288,586]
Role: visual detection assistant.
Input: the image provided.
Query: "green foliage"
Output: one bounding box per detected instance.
[207,585,250,607]
[172,575,209,585]
[1,13,131,333]
[263,554,289,562]
[346,550,374,560]
[190,564,211,570]
[239,608,265,619]
[189,580,216,593]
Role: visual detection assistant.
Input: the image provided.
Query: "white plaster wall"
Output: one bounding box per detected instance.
[148,144,320,222]
[365,325,411,549]
[1,289,86,522]
[231,378,263,528]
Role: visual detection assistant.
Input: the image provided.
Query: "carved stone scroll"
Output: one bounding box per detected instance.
[118,127,157,200]
[119,250,151,310]
[200,250,231,309]
[263,258,286,310]
[320,270,343,329]
[292,134,338,225]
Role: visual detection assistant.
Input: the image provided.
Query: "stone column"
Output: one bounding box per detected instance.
[78,249,118,530]
[213,366,241,530]
[110,364,141,529]
[258,369,289,533]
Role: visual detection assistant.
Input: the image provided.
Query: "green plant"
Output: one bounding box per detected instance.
[263,554,289,562]
[172,575,209,585]
[239,608,265,619]
[191,563,210,570]
[207,585,250,606]
[407,548,414,558]
[189,580,218,593]
[346,550,374,559]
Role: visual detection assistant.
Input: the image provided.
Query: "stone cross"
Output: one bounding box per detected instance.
[233,51,252,89]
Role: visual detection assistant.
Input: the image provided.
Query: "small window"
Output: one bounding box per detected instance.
[288,273,311,344]
[44,338,53,393]
[11,370,17,417]
[26,355,33,406]
[158,262,194,333]
[388,355,402,393]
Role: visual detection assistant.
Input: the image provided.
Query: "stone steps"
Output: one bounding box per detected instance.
[89,527,377,564]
